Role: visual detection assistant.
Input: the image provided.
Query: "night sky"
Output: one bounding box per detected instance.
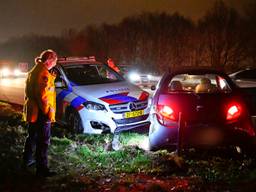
[0,0,251,42]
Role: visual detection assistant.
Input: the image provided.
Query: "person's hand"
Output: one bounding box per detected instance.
[49,107,55,113]
[50,68,57,77]
[48,107,56,122]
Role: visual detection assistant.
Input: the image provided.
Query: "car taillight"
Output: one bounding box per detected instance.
[157,105,176,121]
[226,104,242,121]
[226,103,255,136]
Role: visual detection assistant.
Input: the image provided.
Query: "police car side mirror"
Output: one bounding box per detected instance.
[55,81,65,88]
[151,85,156,91]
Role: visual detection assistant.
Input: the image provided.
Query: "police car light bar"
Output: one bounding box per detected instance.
[58,56,96,63]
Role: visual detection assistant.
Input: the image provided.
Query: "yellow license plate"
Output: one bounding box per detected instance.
[124,110,144,118]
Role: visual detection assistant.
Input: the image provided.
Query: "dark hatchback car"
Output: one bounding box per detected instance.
[229,68,256,88]
[229,68,256,81]
[149,68,256,153]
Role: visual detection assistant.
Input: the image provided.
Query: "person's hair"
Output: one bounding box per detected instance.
[35,49,57,64]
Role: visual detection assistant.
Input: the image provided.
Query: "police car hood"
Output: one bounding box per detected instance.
[72,81,147,105]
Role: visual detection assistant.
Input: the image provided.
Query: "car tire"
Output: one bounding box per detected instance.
[149,138,176,152]
[67,110,84,134]
[149,144,157,151]
[148,138,157,151]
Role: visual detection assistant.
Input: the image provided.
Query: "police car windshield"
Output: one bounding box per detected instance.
[63,64,124,85]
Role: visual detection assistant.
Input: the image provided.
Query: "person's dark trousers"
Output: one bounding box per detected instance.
[36,111,51,171]
[23,122,38,164]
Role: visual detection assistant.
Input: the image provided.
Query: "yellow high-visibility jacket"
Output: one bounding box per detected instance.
[23,62,56,122]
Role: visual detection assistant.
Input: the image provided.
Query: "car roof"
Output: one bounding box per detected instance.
[166,67,227,76]
[229,68,256,76]
[57,56,102,65]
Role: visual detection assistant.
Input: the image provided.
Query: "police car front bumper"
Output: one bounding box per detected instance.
[78,106,150,134]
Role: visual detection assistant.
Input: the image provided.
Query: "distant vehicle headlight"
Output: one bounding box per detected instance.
[14,69,22,77]
[1,68,10,77]
[129,73,140,81]
[147,74,152,80]
[84,101,107,111]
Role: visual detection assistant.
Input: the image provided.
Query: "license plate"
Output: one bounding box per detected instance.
[194,128,223,145]
[124,110,144,118]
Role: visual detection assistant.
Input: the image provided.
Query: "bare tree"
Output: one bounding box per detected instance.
[198,0,246,71]
[244,0,256,68]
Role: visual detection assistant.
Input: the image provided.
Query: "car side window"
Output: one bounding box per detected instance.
[52,67,66,88]
[97,65,119,81]
[245,70,256,79]
[237,70,256,79]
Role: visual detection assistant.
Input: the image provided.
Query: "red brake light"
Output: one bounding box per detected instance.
[157,105,176,121]
[226,104,241,121]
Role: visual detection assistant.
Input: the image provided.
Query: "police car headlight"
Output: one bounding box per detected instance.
[84,101,107,111]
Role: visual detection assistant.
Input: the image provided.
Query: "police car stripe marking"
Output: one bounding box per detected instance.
[69,81,78,86]
[76,105,84,111]
[101,92,129,98]
[64,92,77,103]
[128,91,142,100]
[100,98,123,105]
[99,92,137,104]
[56,90,72,102]
[71,96,87,109]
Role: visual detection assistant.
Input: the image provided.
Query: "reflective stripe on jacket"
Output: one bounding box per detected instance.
[23,62,56,122]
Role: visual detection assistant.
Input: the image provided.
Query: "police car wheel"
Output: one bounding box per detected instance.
[68,111,84,134]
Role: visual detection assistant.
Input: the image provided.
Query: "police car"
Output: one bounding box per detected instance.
[53,57,150,134]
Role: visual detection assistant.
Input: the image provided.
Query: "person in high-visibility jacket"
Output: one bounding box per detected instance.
[23,49,57,177]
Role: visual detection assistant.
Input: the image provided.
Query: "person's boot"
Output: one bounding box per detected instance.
[36,167,56,177]
[23,159,36,168]
[22,153,36,168]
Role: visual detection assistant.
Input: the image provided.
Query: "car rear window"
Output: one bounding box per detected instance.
[168,74,232,93]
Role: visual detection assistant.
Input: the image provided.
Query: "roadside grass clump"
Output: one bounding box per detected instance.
[0,102,23,126]
[49,136,83,174]
[248,167,256,180]
[74,133,113,148]
[0,102,15,116]
[48,132,154,176]
[186,155,256,183]
[51,136,74,153]
[119,132,148,147]
[51,136,73,146]
[75,133,152,175]
[2,102,256,191]
[48,131,190,177]
[79,146,151,174]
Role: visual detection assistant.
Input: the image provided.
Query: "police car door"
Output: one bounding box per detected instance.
[53,67,69,124]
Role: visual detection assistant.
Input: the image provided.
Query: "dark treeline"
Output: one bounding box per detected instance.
[0,0,256,73]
